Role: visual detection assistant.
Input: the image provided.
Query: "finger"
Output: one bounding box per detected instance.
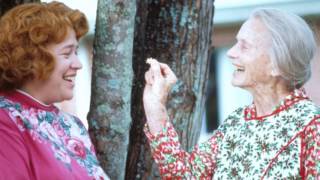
[143,84,152,101]
[159,63,174,77]
[147,58,162,80]
[146,57,156,64]
[159,63,170,76]
[144,70,154,85]
[159,63,177,85]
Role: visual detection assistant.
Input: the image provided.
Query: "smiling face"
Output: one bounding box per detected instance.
[227,17,277,91]
[21,28,82,104]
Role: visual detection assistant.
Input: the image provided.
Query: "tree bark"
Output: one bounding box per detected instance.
[126,0,215,179]
[87,0,136,179]
[0,0,39,16]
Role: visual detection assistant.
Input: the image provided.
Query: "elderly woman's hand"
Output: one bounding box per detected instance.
[143,58,177,134]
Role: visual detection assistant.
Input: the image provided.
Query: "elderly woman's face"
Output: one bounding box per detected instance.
[227,17,276,90]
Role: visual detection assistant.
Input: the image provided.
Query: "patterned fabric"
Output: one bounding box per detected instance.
[0,91,109,180]
[144,89,320,179]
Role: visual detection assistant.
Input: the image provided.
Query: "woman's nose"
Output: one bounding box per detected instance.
[71,55,83,70]
[226,45,238,59]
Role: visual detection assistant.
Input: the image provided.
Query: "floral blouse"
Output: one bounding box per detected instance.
[0,90,109,180]
[144,89,320,179]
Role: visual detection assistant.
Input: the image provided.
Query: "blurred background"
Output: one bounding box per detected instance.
[43,0,320,141]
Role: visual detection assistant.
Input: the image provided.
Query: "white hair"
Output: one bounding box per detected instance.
[250,8,317,90]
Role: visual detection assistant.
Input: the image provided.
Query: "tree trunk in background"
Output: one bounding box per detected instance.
[126,0,215,179]
[0,0,39,15]
[87,0,136,179]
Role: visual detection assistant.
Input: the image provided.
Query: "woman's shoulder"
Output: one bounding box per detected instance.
[217,106,246,132]
[0,102,25,139]
[293,98,320,116]
[60,112,86,127]
[224,106,246,121]
[0,94,15,108]
[0,96,20,126]
[0,108,17,127]
[58,111,88,135]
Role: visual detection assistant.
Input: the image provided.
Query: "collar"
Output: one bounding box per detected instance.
[244,89,309,121]
[0,90,58,113]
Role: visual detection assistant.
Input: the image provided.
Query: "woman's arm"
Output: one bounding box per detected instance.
[143,59,176,134]
[144,121,223,179]
[143,59,222,178]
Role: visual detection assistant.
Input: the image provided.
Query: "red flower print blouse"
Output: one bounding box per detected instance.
[144,89,320,179]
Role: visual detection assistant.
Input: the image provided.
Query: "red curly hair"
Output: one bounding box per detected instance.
[0,1,88,91]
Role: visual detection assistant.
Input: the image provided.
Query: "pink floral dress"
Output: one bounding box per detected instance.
[144,89,320,179]
[0,90,109,180]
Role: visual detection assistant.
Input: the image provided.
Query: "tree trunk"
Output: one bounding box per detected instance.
[87,0,136,180]
[0,0,39,16]
[126,0,215,179]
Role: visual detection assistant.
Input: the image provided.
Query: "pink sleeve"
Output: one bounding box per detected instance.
[302,117,320,179]
[144,122,223,179]
[0,110,31,180]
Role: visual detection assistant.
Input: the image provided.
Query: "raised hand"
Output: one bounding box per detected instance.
[143,58,177,134]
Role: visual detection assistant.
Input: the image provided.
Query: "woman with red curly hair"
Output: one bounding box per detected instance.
[0,1,109,179]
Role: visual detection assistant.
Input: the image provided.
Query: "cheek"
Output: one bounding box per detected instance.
[252,65,266,77]
[55,62,71,74]
[247,63,273,83]
[244,58,267,75]
[47,66,68,84]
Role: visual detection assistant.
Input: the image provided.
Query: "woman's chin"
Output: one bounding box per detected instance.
[231,80,241,87]
[61,92,74,101]
[231,80,249,89]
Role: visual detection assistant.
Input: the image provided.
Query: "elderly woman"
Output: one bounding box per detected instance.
[0,2,109,179]
[143,8,320,179]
